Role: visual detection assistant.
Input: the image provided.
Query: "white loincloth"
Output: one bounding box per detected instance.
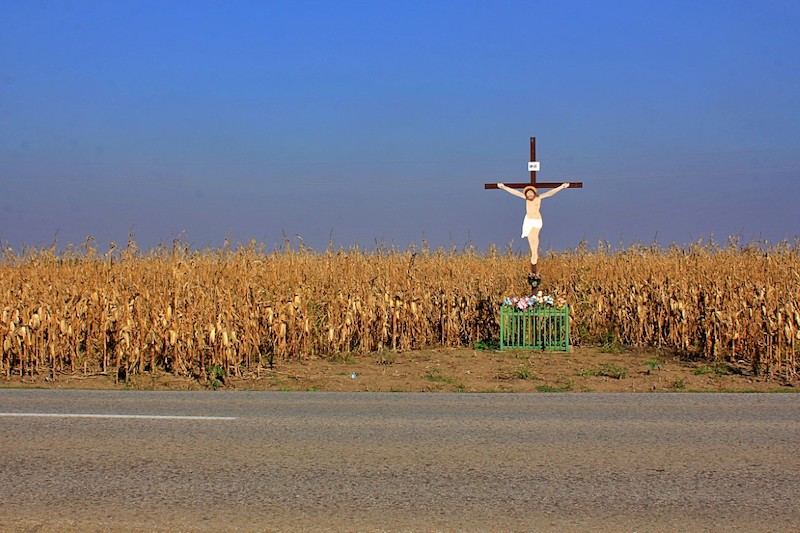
[522,216,543,238]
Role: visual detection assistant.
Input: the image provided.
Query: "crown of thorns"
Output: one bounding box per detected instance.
[523,186,538,196]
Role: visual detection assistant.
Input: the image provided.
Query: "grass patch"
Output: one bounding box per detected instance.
[332,353,356,364]
[376,352,396,365]
[598,363,629,379]
[693,363,735,376]
[474,338,500,351]
[578,363,629,380]
[512,367,539,380]
[645,359,663,372]
[536,383,572,392]
[425,369,456,384]
[599,332,627,354]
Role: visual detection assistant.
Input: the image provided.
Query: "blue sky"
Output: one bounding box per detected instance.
[1,0,798,253]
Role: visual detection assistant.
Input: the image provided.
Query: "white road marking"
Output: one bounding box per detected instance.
[0,412,237,420]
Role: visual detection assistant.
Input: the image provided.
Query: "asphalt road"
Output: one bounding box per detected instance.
[0,390,798,532]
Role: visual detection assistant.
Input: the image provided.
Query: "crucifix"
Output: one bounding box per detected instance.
[483,136,583,190]
[485,136,582,289]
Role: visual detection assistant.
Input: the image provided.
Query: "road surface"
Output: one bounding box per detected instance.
[1,390,798,532]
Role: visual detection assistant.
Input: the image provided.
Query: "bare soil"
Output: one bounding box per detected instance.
[3,346,797,392]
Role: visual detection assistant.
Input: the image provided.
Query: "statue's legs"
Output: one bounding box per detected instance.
[527,230,539,272]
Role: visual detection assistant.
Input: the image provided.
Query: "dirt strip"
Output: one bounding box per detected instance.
[3,346,797,392]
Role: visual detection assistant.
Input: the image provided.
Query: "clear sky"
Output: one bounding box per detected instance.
[2,0,798,254]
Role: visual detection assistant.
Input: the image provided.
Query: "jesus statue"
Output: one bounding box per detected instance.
[497,182,570,285]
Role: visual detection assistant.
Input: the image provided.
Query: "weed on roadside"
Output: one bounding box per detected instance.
[599,332,627,354]
[425,369,455,384]
[474,339,500,351]
[694,363,735,376]
[645,359,663,372]
[536,383,572,392]
[376,352,396,365]
[207,365,225,390]
[579,363,629,380]
[512,367,540,380]
[672,379,687,390]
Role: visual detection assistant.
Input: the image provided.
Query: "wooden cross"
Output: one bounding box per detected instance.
[484,137,583,190]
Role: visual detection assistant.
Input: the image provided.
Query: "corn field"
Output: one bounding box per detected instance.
[1,238,799,380]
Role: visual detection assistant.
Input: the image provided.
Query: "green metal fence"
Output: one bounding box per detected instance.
[499,305,570,351]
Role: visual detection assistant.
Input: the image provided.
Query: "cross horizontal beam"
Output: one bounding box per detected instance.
[483,137,583,190]
[484,181,583,189]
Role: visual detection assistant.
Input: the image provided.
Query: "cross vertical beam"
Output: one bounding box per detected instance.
[483,136,583,189]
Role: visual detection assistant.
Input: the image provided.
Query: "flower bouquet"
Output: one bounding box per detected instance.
[502,292,567,311]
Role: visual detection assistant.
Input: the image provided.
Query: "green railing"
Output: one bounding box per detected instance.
[499,305,570,351]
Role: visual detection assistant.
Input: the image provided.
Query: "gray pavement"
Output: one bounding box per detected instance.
[0,390,798,532]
